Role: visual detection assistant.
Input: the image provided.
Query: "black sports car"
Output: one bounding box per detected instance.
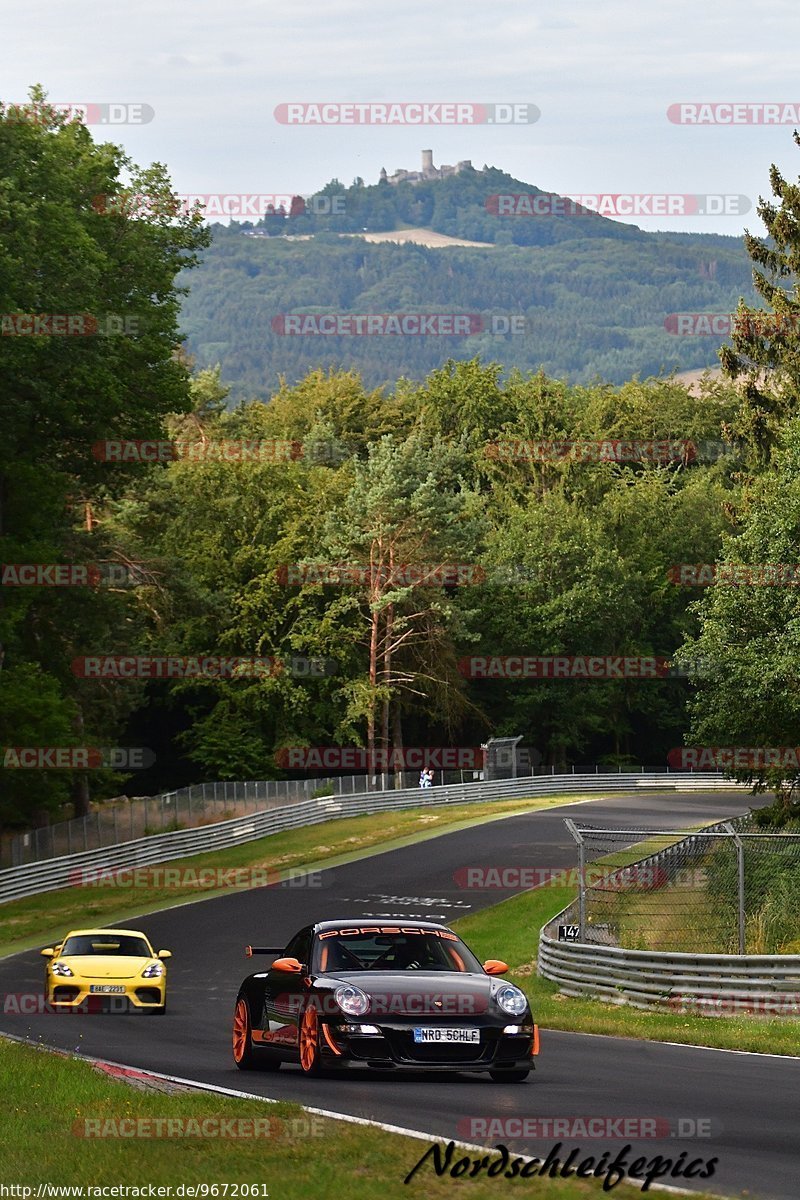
[232,918,539,1081]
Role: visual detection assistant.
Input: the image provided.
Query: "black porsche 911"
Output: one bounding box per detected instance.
[232,918,539,1081]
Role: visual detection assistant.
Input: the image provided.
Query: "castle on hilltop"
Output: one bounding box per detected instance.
[379,150,473,186]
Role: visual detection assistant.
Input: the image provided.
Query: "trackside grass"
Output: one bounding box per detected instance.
[452,886,800,1056]
[0,793,588,959]
[0,1037,721,1199]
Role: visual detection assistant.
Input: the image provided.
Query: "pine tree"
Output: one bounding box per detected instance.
[721,132,800,460]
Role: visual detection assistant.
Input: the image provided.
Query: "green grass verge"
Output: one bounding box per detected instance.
[0,1038,720,1198]
[572,829,731,954]
[452,885,800,1056]
[0,793,591,959]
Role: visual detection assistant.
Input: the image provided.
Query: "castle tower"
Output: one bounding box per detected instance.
[421,149,434,174]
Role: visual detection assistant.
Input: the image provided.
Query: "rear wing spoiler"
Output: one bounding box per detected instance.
[245,945,283,958]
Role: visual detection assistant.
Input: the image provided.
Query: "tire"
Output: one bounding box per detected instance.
[298,1005,322,1076]
[489,1067,530,1083]
[232,994,280,1071]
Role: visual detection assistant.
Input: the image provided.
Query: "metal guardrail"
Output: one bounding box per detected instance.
[538,935,800,1011]
[538,815,800,1011]
[1,763,738,869]
[0,771,745,905]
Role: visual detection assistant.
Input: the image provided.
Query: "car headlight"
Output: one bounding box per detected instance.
[142,961,164,978]
[51,962,74,977]
[334,984,370,1017]
[493,983,528,1017]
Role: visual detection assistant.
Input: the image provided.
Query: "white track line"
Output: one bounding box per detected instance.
[0,1032,726,1199]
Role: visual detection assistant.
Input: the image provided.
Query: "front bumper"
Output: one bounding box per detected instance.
[319,1020,537,1071]
[47,982,165,1010]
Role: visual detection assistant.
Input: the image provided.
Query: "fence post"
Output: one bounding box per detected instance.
[724,823,746,953]
[564,819,585,940]
[578,838,586,939]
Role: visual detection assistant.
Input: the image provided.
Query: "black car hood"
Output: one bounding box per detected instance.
[314,970,512,1018]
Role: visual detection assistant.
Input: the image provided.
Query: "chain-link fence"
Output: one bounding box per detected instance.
[562,818,800,955]
[1,760,732,870]
[0,769,485,868]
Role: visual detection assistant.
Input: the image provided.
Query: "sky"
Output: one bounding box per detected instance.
[4,0,799,234]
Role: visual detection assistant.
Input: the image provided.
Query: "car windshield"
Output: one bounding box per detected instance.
[314,929,483,973]
[60,935,151,958]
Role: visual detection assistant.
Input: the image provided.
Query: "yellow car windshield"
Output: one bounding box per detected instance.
[61,935,151,957]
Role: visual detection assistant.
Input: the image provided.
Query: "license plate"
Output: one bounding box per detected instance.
[413,1027,479,1044]
[89,985,126,994]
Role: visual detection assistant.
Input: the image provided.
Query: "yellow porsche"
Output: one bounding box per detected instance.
[41,928,171,1013]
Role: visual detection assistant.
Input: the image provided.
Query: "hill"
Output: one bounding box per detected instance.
[178,165,756,396]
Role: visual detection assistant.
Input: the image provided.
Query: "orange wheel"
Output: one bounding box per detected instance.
[233,997,251,1067]
[233,993,280,1073]
[299,1005,320,1074]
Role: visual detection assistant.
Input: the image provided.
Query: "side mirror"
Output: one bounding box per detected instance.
[40,948,55,958]
[157,950,172,959]
[483,959,509,976]
[272,956,303,974]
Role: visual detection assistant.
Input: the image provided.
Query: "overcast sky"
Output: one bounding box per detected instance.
[5,0,799,234]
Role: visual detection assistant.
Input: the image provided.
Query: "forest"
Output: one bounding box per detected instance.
[3,97,800,828]
[180,195,756,395]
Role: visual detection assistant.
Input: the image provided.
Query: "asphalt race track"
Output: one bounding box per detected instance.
[2,791,797,1199]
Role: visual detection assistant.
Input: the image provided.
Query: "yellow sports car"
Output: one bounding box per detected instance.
[41,928,171,1013]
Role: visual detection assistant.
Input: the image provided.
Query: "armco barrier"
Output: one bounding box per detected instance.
[0,772,745,905]
[538,933,800,1012]
[538,814,800,1011]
